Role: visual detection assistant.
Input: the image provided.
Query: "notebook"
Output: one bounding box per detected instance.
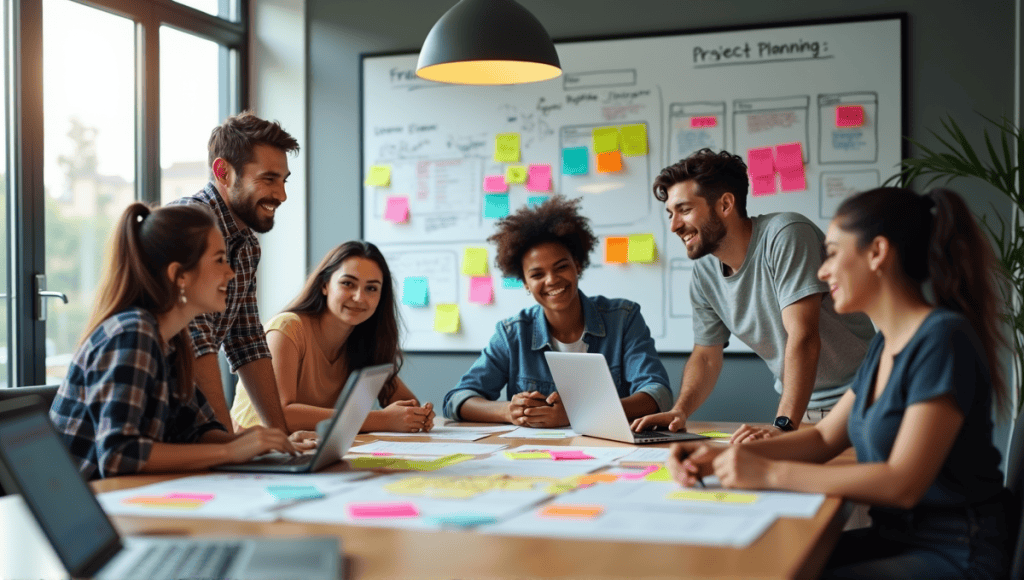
[543,351,709,444]
[214,362,392,473]
[0,395,339,580]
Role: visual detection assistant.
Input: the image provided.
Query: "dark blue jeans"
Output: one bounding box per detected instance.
[821,492,1011,580]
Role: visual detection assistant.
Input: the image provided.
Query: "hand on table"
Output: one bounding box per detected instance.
[225,426,297,463]
[519,392,569,428]
[630,410,687,433]
[382,399,435,432]
[289,430,318,451]
[507,391,551,425]
[730,423,782,444]
[667,441,720,487]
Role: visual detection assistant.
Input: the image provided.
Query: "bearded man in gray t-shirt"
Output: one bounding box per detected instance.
[632,149,875,444]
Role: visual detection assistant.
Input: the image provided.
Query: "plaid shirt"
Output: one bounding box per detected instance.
[49,308,226,479]
[170,182,272,371]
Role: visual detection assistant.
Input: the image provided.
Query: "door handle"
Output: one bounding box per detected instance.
[34,274,68,322]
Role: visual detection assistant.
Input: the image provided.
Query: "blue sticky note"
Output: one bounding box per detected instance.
[562,147,589,175]
[403,277,429,307]
[266,485,325,501]
[527,195,548,208]
[484,194,510,218]
[426,512,498,528]
[502,277,523,289]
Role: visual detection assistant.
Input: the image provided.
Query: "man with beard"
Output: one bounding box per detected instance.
[631,148,875,443]
[171,111,301,437]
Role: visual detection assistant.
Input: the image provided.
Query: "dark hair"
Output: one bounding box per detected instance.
[834,187,1008,412]
[283,241,403,406]
[85,202,219,399]
[488,195,597,280]
[652,148,750,219]
[208,110,300,177]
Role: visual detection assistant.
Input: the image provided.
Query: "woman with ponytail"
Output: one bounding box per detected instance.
[668,187,1011,578]
[50,202,301,479]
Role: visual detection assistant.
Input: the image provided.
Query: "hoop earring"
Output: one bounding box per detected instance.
[179,285,188,305]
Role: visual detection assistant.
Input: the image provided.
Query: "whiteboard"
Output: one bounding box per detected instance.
[361,15,904,353]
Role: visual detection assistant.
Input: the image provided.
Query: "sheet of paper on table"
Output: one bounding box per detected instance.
[348,441,508,456]
[498,426,579,439]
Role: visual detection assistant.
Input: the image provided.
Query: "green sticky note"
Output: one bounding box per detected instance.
[697,431,732,439]
[266,485,325,501]
[462,247,488,276]
[645,466,671,482]
[365,165,391,186]
[402,277,429,307]
[506,165,527,184]
[592,126,619,153]
[620,124,648,156]
[627,234,656,263]
[434,304,460,334]
[562,147,588,175]
[495,133,521,163]
[483,194,510,218]
[426,512,498,527]
[504,451,551,460]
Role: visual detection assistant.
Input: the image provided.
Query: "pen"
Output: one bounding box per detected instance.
[677,449,706,488]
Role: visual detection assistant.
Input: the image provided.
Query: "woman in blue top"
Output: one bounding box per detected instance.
[443,195,673,427]
[669,187,1010,578]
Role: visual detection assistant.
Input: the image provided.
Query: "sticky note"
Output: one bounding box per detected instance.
[365,165,391,186]
[605,237,628,264]
[690,116,718,128]
[549,450,595,460]
[372,452,394,456]
[426,512,498,527]
[780,167,807,192]
[619,465,661,480]
[502,277,522,289]
[266,485,324,501]
[620,124,648,156]
[592,126,619,153]
[562,147,589,175]
[752,175,777,197]
[166,493,215,501]
[527,195,549,208]
[747,147,774,177]
[402,277,429,307]
[469,276,494,304]
[462,248,488,276]
[644,466,671,482]
[122,496,205,509]
[667,490,759,504]
[526,164,552,191]
[540,505,605,519]
[506,165,527,184]
[775,142,804,170]
[577,473,620,485]
[836,105,865,128]
[596,150,622,173]
[627,234,656,263]
[495,133,520,162]
[384,196,409,223]
[434,304,460,334]
[348,502,420,519]
[504,451,552,460]
[697,431,732,439]
[483,194,510,218]
[483,175,508,193]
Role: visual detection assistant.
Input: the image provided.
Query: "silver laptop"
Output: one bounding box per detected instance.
[0,395,339,580]
[544,351,708,445]
[215,363,392,473]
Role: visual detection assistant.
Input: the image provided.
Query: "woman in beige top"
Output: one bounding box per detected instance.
[231,241,434,432]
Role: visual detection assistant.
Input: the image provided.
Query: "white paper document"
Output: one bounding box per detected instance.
[618,447,670,463]
[365,425,502,441]
[498,427,579,439]
[347,440,508,456]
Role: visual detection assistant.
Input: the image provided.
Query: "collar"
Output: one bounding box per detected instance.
[197,181,256,245]
[530,289,606,350]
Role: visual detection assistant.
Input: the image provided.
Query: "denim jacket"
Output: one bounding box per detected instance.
[443,291,673,420]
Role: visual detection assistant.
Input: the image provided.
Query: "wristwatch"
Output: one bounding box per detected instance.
[773,416,796,432]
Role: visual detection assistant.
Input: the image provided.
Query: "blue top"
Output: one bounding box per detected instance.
[847,309,1004,508]
[443,291,673,420]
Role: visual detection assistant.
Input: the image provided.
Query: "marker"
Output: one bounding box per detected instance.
[677,448,706,488]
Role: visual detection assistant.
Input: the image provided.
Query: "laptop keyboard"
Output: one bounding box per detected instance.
[250,451,312,466]
[633,431,673,442]
[124,542,242,580]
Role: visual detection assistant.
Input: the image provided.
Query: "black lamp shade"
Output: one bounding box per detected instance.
[416,0,562,85]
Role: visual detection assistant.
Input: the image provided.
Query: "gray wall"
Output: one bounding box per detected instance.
[306,0,1015,422]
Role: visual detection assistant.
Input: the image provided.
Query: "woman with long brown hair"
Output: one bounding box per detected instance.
[230,241,434,432]
[49,202,299,479]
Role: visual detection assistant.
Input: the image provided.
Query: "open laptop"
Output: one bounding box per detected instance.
[215,362,392,473]
[0,395,340,580]
[544,351,709,444]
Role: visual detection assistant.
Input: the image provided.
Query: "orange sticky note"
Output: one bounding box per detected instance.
[578,473,620,485]
[605,237,628,263]
[596,150,622,173]
[540,505,605,519]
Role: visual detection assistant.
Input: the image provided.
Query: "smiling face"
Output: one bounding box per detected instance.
[664,180,727,260]
[224,143,290,233]
[818,222,877,314]
[182,227,235,314]
[322,256,384,329]
[522,241,582,314]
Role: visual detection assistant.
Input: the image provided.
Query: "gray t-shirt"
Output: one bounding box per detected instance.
[690,212,876,408]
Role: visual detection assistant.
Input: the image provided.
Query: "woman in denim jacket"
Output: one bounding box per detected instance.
[443,196,673,427]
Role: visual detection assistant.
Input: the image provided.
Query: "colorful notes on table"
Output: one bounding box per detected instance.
[348,502,420,519]
[690,115,718,128]
[667,490,759,504]
[605,237,628,264]
[644,465,671,482]
[835,105,865,128]
[469,277,494,304]
[697,431,732,439]
[434,304,460,334]
[540,504,604,519]
[402,277,429,307]
[347,453,474,472]
[483,193,510,218]
[506,165,527,184]
[121,493,213,510]
[596,150,622,173]
[775,142,807,192]
[266,485,324,501]
[618,464,660,480]
[548,450,595,461]
[592,127,620,153]
[462,248,488,276]
[483,175,508,193]
[384,196,409,223]
[426,512,498,527]
[627,234,656,263]
[495,133,520,163]
[620,124,648,156]
[747,147,776,196]
[526,164,552,191]
[365,165,391,187]
[505,451,552,460]
[562,147,589,175]
[502,449,597,461]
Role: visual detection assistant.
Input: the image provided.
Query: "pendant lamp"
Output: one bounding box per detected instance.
[416,0,562,85]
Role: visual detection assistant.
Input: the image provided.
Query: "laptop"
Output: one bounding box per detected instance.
[215,363,392,473]
[0,395,340,580]
[544,351,709,445]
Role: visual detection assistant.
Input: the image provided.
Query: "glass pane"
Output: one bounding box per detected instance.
[0,0,9,388]
[43,0,134,384]
[172,0,238,22]
[160,26,221,205]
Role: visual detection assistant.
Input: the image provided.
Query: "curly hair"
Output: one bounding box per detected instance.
[652,148,750,219]
[488,195,597,281]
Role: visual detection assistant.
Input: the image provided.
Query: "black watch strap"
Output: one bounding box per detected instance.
[773,416,796,432]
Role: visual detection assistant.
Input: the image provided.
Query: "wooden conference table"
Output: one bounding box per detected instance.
[4,421,851,580]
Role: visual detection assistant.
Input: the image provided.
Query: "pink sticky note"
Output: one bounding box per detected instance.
[836,105,865,128]
[780,167,807,192]
[549,450,596,461]
[752,175,777,197]
[371,452,394,457]
[747,147,774,177]
[483,175,508,193]
[526,164,552,192]
[620,465,660,480]
[690,116,718,128]
[348,502,420,519]
[166,493,215,501]
[469,276,494,304]
[774,142,803,170]
[383,196,409,223]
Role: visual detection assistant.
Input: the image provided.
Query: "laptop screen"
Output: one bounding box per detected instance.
[0,408,120,574]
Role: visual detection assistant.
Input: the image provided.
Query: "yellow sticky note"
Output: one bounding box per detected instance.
[667,490,759,504]
[434,304,460,334]
[495,133,521,163]
[506,165,527,184]
[620,124,648,156]
[697,431,732,439]
[540,504,605,519]
[504,451,551,460]
[592,126,619,153]
[644,466,670,482]
[627,234,656,263]
[365,165,391,186]
[462,248,488,276]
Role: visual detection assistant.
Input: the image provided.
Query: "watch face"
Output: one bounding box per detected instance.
[774,416,794,431]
